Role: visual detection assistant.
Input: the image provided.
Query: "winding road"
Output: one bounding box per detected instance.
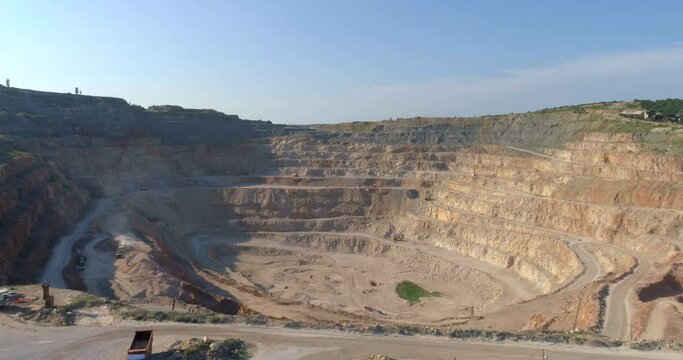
[41,198,112,288]
[564,241,603,292]
[498,146,660,340]
[603,250,652,340]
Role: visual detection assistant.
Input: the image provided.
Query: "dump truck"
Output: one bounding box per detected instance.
[127,330,153,360]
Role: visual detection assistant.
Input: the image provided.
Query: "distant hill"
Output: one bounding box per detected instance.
[0,86,291,153]
[317,100,683,156]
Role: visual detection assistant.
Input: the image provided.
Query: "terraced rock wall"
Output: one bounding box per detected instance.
[1,88,681,339]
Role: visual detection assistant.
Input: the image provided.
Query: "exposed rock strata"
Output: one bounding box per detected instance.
[1,88,682,339]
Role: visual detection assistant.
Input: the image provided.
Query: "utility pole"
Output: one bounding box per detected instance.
[42,282,54,308]
[5,79,9,87]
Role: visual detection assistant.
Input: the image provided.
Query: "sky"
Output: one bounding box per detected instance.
[1,0,682,124]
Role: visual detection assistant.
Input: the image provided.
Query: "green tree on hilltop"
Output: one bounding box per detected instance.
[637,98,683,119]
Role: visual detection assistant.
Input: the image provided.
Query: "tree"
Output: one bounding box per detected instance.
[638,99,683,120]
[75,87,79,95]
[5,79,9,87]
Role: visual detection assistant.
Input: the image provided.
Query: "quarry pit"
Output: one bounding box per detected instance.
[1,87,682,343]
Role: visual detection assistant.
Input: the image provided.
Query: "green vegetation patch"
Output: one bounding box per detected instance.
[395,280,441,303]
[62,293,109,312]
[118,307,236,324]
[637,98,683,119]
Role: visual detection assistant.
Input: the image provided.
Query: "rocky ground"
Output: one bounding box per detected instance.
[155,337,252,360]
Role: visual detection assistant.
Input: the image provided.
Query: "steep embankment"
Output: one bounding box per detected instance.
[0,85,293,287]
[0,155,88,283]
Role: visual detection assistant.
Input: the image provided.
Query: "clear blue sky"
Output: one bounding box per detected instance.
[1,0,682,124]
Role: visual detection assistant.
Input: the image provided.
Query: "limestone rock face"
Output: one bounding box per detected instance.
[0,156,88,283]
[0,86,288,286]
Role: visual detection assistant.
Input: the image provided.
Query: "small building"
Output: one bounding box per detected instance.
[619,110,653,120]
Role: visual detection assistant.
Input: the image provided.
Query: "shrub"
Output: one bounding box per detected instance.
[216,338,250,359]
[171,312,200,323]
[245,315,268,325]
[395,280,440,303]
[61,294,108,312]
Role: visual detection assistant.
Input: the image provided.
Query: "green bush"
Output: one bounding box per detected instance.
[217,338,250,359]
[151,311,169,321]
[637,99,683,119]
[283,321,304,329]
[171,312,200,323]
[245,315,268,325]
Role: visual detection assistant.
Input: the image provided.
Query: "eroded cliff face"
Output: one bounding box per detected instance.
[0,155,88,283]
[30,138,281,196]
[0,86,290,287]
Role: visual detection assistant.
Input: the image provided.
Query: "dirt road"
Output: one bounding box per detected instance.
[82,235,114,296]
[0,315,678,360]
[41,199,112,288]
[564,241,603,292]
[504,145,578,163]
[603,252,652,340]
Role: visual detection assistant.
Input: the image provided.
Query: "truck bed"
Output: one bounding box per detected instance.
[127,330,153,360]
[131,339,149,350]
